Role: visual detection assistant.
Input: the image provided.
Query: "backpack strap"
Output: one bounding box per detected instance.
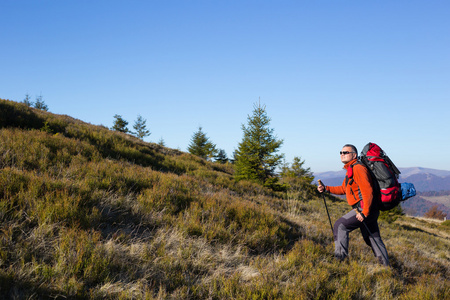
[345,161,361,187]
[345,162,364,206]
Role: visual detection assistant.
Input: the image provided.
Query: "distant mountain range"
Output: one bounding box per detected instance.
[313,167,450,217]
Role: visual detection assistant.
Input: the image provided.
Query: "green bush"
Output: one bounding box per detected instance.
[440,219,450,228]
[379,205,404,223]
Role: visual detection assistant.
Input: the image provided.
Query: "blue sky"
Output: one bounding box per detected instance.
[1,1,449,173]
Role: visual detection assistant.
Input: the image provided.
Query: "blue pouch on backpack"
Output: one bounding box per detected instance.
[400,182,416,201]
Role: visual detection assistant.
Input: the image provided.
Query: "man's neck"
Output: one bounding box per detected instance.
[343,158,358,169]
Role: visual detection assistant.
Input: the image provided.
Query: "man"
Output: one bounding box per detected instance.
[317,144,389,266]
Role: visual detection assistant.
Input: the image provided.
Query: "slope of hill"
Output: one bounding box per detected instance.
[401,195,450,217]
[0,99,449,299]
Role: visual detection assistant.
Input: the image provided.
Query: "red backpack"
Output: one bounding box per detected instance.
[358,143,402,211]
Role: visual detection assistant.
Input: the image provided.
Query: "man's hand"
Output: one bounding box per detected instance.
[356,212,366,222]
[317,185,325,193]
[317,179,326,193]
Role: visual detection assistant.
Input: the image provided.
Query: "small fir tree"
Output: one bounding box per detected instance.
[187,126,217,160]
[40,121,53,134]
[34,94,48,111]
[158,137,166,147]
[280,156,313,183]
[215,149,228,164]
[133,115,151,140]
[234,102,284,186]
[111,114,129,133]
[280,156,315,195]
[22,93,33,107]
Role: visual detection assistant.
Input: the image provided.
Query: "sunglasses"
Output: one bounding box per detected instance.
[340,151,355,155]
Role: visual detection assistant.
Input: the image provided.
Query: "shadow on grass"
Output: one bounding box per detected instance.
[400,224,440,238]
[0,273,65,300]
[95,203,160,242]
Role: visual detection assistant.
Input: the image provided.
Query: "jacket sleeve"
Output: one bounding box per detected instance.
[326,180,346,195]
[353,164,373,216]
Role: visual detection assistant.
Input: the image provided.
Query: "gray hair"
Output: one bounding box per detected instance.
[343,144,358,155]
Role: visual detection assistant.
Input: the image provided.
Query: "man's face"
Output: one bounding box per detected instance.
[340,146,357,164]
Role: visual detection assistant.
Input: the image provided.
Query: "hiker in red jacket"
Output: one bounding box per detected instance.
[318,144,389,266]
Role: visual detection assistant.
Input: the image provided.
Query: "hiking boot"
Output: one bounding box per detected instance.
[377,256,390,267]
[334,254,347,263]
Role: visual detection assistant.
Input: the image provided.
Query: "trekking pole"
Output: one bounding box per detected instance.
[354,209,389,265]
[318,180,334,235]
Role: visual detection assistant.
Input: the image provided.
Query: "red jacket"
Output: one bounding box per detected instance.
[326,159,374,217]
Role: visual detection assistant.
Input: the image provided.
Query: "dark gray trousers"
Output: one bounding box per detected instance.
[333,209,389,266]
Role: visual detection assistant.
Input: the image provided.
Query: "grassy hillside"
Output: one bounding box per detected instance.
[0,99,449,299]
